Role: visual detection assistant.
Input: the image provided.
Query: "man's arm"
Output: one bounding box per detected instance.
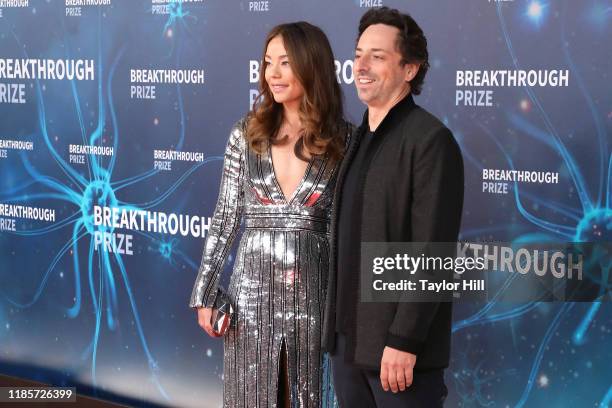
[380,126,464,392]
[387,126,464,351]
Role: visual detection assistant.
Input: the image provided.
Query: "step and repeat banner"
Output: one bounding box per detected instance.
[0,1,610,407]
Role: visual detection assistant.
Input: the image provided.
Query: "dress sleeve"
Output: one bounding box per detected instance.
[189,120,246,308]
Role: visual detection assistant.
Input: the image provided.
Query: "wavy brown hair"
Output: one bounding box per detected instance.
[247,22,346,162]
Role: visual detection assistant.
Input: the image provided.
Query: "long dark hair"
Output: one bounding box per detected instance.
[247,22,345,162]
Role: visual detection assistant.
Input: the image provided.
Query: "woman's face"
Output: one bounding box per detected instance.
[264,35,305,108]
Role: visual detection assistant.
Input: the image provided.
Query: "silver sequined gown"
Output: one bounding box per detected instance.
[190,119,342,407]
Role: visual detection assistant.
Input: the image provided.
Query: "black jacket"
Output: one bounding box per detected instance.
[322,94,464,371]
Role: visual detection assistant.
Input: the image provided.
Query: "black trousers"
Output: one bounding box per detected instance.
[330,333,448,408]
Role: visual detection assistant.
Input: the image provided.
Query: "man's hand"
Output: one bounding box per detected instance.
[380,346,417,392]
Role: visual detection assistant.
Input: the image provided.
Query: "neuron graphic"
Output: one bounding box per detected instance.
[0,6,220,401]
[450,2,611,406]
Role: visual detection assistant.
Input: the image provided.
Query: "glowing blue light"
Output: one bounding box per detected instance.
[158,238,177,262]
[80,180,118,234]
[525,1,547,26]
[527,1,543,18]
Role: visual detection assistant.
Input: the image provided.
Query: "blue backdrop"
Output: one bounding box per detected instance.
[0,0,610,407]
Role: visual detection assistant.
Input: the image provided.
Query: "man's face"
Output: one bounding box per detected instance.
[353,24,415,109]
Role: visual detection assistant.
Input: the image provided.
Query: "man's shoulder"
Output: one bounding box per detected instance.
[402,105,449,136]
[404,107,462,159]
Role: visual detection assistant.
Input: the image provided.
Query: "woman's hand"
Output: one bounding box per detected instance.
[197,307,221,338]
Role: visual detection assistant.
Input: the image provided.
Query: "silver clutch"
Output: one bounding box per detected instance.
[212,286,234,336]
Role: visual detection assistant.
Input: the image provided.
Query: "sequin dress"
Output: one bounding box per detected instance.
[190,118,343,407]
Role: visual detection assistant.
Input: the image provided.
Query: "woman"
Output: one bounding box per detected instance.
[189,22,348,407]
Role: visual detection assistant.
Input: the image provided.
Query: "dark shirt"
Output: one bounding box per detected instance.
[335,128,375,334]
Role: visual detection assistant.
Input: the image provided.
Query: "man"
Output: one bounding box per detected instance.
[322,7,464,407]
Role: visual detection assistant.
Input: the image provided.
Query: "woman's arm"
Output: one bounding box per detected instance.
[189,120,246,309]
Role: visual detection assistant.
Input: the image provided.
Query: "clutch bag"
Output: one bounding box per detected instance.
[212,286,234,336]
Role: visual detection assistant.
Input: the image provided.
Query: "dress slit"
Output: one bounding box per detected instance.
[277,338,290,408]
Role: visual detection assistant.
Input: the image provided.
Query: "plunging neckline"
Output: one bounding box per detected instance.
[267,144,313,205]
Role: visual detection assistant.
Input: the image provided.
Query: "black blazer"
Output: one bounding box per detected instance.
[322,94,464,371]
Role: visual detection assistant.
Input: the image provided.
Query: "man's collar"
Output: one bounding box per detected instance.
[359,93,416,135]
